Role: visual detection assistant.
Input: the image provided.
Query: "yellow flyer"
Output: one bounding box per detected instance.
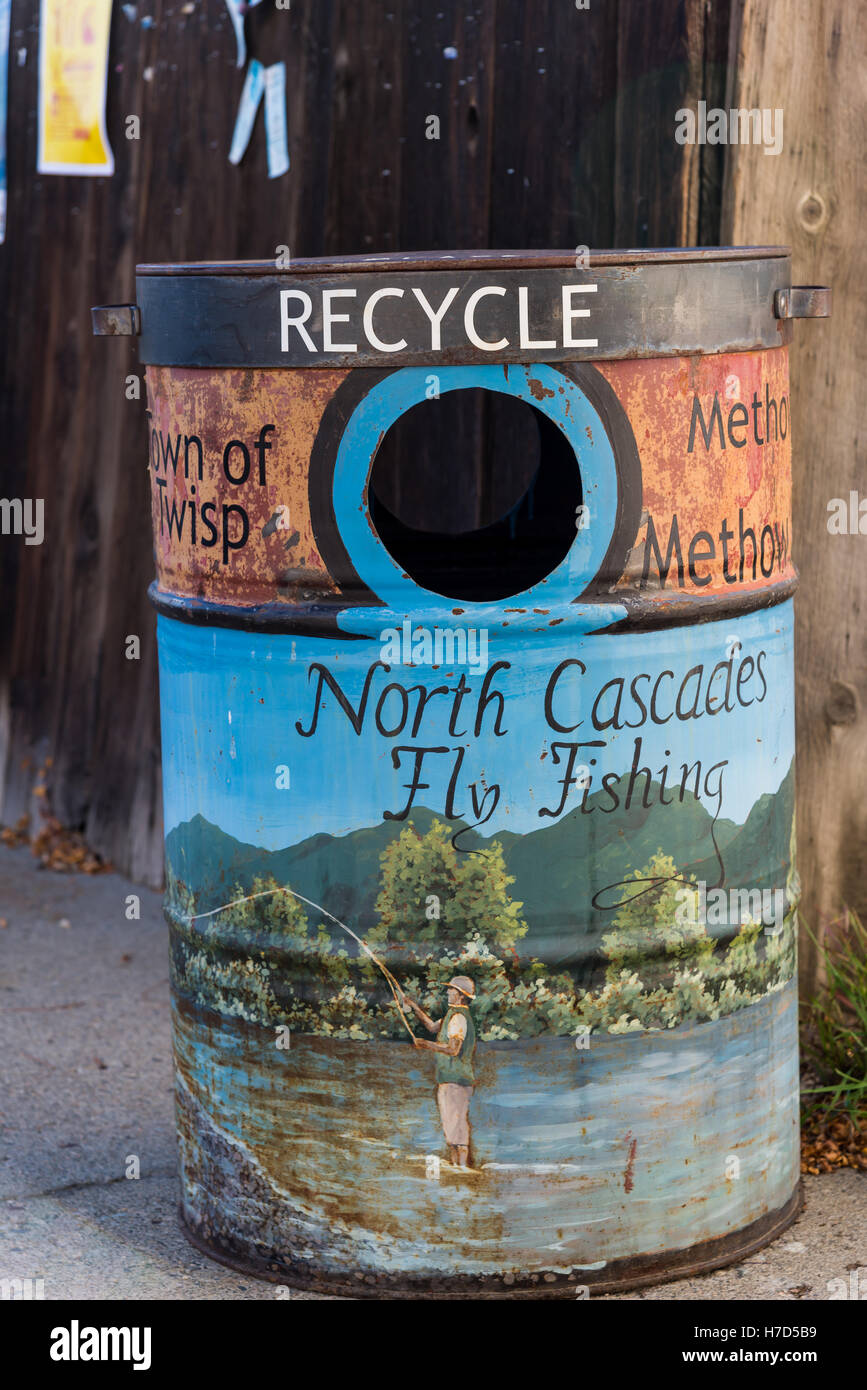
[38,0,114,175]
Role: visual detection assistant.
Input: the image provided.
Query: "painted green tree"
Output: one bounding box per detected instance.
[368,818,528,964]
[169,839,796,1038]
[363,819,531,1034]
[600,852,713,990]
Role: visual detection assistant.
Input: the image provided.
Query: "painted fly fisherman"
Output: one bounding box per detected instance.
[399,976,477,1168]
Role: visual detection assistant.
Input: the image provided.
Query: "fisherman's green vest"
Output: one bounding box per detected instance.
[435,1006,476,1086]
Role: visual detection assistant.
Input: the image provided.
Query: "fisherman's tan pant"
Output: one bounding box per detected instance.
[437,1083,473,1146]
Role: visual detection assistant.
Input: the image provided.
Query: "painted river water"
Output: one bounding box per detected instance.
[174,981,798,1283]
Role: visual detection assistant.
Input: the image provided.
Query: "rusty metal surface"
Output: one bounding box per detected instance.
[601,575,800,631]
[774,286,832,320]
[90,303,141,336]
[135,246,792,277]
[143,351,795,613]
[178,1187,802,1300]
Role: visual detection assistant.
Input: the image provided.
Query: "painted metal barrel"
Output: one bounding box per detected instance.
[94,249,829,1298]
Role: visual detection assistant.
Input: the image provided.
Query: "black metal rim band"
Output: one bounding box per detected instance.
[148,575,798,636]
[134,256,793,368]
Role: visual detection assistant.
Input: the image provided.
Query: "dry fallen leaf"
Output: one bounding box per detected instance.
[801,1109,867,1174]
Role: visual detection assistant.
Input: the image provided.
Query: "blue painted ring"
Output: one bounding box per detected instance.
[332,364,619,610]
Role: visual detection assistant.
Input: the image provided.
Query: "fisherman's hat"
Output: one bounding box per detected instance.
[447,975,475,999]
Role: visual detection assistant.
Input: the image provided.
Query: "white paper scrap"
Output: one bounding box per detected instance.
[228,57,264,165]
[264,61,289,179]
[225,0,246,68]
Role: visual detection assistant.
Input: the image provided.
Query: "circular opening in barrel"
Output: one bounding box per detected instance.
[367,388,583,601]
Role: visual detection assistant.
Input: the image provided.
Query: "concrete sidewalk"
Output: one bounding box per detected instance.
[0,845,864,1301]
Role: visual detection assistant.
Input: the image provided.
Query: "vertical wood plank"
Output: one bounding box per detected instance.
[615,0,708,246]
[722,0,867,980]
[697,0,733,244]
[398,2,496,251]
[323,3,405,253]
[488,2,620,251]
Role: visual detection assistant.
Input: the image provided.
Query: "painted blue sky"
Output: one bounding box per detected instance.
[158,600,795,850]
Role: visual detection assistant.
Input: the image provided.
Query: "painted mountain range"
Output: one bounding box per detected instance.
[165,761,795,968]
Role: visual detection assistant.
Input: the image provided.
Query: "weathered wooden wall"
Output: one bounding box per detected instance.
[721,0,867,961]
[3,0,851,953]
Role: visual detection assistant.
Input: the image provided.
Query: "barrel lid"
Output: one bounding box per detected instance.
[127,247,803,367]
[135,246,790,277]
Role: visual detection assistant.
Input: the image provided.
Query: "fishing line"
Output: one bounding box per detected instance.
[591,808,729,912]
[187,885,417,1039]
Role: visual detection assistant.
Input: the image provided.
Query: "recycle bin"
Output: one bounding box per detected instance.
[93,249,830,1297]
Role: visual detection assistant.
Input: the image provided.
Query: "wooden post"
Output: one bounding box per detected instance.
[722,0,867,984]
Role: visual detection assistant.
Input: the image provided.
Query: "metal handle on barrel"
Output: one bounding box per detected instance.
[91,304,142,336]
[774,287,831,319]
